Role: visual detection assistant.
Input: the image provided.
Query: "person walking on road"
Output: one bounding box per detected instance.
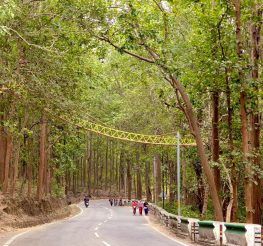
[132,200,138,215]
[109,198,113,206]
[119,198,123,206]
[138,200,144,215]
[143,201,149,215]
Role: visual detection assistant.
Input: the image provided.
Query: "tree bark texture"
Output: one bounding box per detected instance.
[170,76,224,221]
[212,91,221,196]
[37,113,47,201]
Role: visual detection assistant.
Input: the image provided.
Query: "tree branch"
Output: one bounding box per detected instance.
[152,0,164,12]
[97,36,155,63]
[1,26,59,54]
[164,76,196,136]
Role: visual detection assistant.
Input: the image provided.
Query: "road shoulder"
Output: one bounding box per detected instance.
[146,214,195,246]
[0,204,81,246]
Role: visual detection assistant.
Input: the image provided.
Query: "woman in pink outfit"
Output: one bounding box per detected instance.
[138,200,144,215]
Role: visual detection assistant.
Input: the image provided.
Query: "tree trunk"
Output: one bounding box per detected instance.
[250,2,262,224]
[170,76,223,221]
[127,158,132,200]
[88,133,92,194]
[154,154,162,203]
[168,160,176,203]
[99,154,104,190]
[27,137,33,197]
[109,140,113,192]
[119,150,124,191]
[136,152,142,200]
[96,152,99,196]
[182,159,187,204]
[83,136,88,190]
[11,141,20,196]
[201,180,209,219]
[211,91,221,196]
[12,113,29,196]
[145,161,152,201]
[37,113,47,201]
[93,150,96,194]
[232,0,255,223]
[3,134,13,194]
[225,67,238,222]
[0,114,6,186]
[105,138,109,190]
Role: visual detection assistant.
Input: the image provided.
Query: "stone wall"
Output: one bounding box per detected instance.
[148,203,262,246]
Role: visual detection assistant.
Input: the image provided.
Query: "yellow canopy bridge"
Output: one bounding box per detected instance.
[48,110,196,146]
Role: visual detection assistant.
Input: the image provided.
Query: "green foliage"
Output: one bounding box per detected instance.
[0,0,262,223]
[51,180,65,198]
[157,201,214,220]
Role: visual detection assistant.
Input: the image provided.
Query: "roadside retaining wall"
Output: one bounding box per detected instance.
[1,197,73,229]
[148,203,262,246]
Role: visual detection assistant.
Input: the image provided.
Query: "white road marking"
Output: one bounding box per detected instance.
[95,227,98,231]
[145,217,190,246]
[94,232,99,238]
[98,223,102,226]
[70,205,84,219]
[104,220,108,223]
[102,241,111,246]
[3,231,28,246]
[3,204,84,246]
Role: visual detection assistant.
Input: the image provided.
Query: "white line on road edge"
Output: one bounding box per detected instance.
[94,227,98,231]
[94,232,100,238]
[3,204,84,246]
[3,231,28,246]
[145,217,190,246]
[102,241,111,246]
[70,205,84,220]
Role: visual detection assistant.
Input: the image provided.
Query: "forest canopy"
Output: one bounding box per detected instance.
[0,0,262,223]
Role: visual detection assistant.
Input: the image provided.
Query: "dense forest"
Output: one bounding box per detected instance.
[0,0,262,224]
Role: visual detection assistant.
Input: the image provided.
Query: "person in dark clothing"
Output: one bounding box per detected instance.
[84,195,89,208]
[109,198,113,206]
[143,201,149,215]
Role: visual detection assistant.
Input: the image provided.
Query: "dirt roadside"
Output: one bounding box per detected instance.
[0,204,81,246]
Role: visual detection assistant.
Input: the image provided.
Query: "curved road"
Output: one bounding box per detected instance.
[4,200,187,246]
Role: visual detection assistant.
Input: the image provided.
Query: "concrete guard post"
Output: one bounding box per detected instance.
[179,217,199,239]
[168,214,182,234]
[148,203,262,246]
[160,209,170,227]
[198,221,226,245]
[149,203,182,234]
[224,223,262,246]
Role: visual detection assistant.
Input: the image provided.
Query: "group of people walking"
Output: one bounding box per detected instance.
[109,198,123,206]
[108,197,149,216]
[131,200,149,216]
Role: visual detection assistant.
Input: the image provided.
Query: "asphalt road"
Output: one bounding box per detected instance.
[4,200,187,246]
